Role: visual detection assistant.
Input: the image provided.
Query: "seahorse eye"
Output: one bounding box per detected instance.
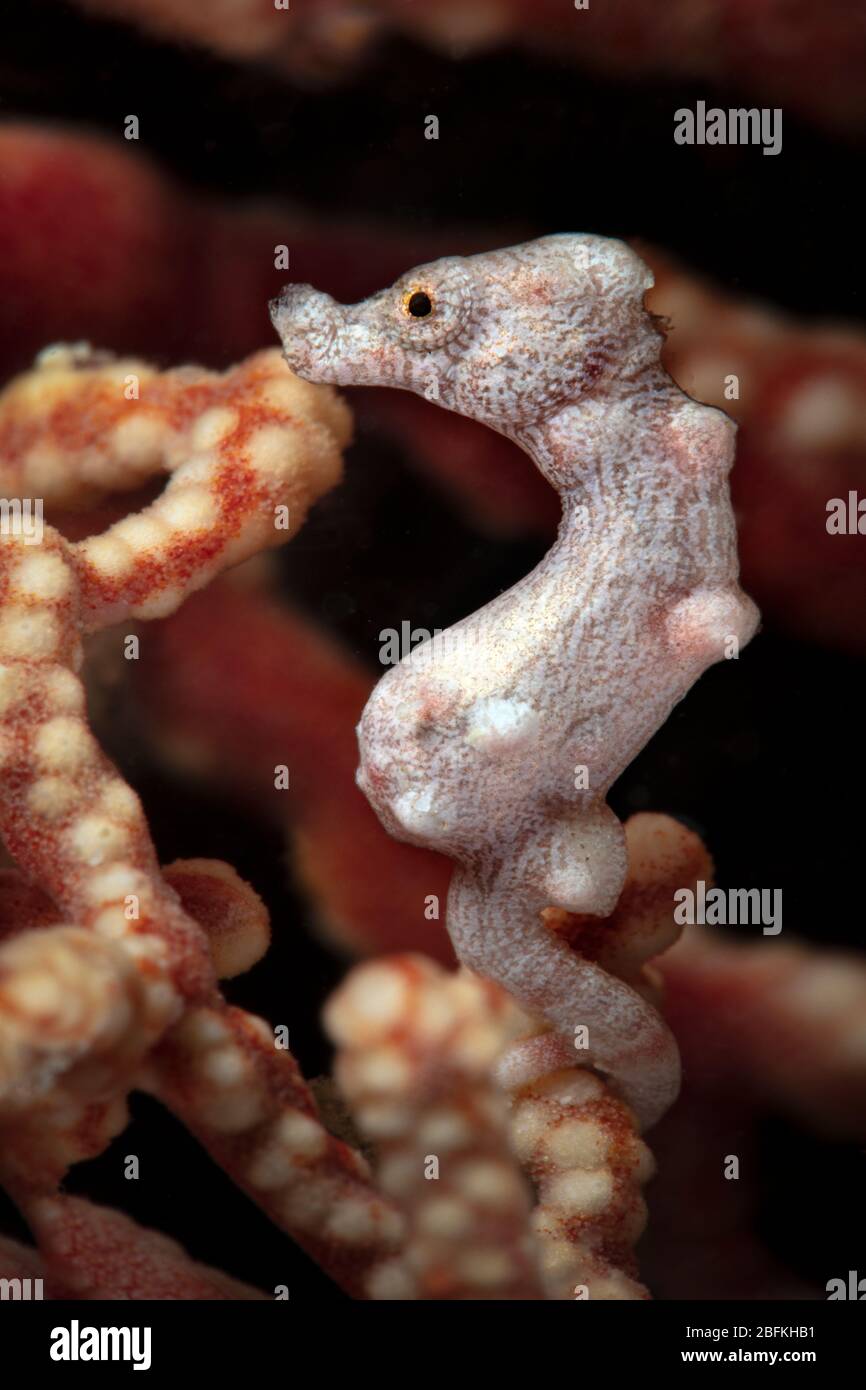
[395,264,469,347]
[405,290,433,318]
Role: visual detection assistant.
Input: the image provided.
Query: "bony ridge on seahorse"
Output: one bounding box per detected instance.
[271,234,759,1131]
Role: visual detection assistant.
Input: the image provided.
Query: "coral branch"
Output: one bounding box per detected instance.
[143,1005,403,1299]
[26,1195,268,1300]
[0,926,148,1109]
[506,1063,653,1301]
[0,524,210,1011]
[0,341,356,1276]
[662,927,866,1139]
[326,956,543,1300]
[0,1229,45,1284]
[0,345,350,627]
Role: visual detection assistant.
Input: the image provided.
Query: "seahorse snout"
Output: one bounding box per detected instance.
[271,283,404,389]
[268,285,343,381]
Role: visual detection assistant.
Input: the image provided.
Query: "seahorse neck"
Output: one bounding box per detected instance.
[518,404,666,536]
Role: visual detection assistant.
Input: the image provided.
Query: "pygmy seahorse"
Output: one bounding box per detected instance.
[271,235,759,1130]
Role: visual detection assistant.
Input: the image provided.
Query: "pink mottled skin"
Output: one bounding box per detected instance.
[271,234,759,1130]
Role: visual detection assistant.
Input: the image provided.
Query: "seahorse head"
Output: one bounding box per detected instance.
[270,234,658,443]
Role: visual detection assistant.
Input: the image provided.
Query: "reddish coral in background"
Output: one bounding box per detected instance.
[71,0,866,133]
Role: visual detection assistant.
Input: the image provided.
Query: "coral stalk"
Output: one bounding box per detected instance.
[326,956,543,1299]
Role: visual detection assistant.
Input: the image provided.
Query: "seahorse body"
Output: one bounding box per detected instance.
[271,235,758,1128]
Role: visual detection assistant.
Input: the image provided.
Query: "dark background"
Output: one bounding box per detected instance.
[0,0,864,1301]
